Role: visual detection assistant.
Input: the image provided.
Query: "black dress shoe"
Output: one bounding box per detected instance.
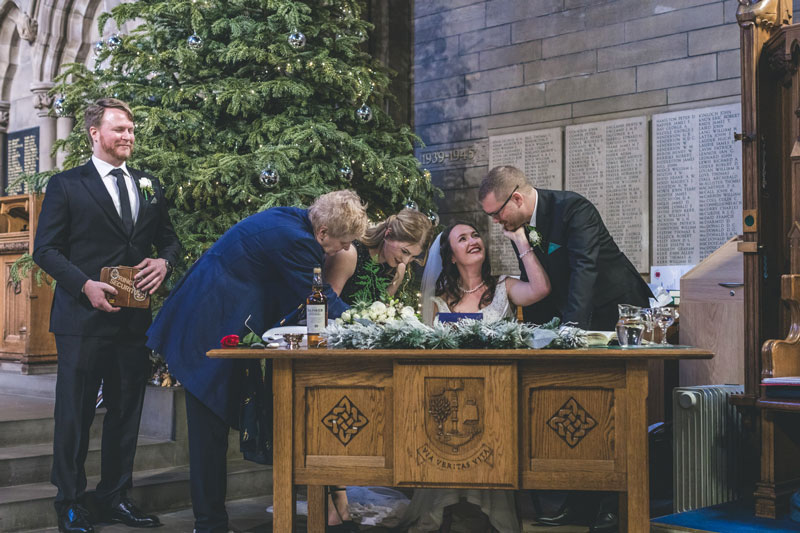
[589,511,618,533]
[105,498,161,528]
[59,504,94,533]
[535,501,586,526]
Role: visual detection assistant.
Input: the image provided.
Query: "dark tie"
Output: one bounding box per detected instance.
[110,168,133,234]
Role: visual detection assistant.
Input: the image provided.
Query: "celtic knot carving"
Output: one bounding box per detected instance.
[322,395,369,446]
[547,397,597,448]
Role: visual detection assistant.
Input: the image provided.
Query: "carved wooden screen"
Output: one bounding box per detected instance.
[736,0,795,402]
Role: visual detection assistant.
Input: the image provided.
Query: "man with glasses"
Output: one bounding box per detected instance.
[478,165,651,332]
[479,165,651,533]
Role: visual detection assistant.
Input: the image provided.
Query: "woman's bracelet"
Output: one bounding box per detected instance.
[518,247,533,259]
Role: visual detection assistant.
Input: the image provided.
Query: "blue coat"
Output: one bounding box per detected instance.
[146,207,347,426]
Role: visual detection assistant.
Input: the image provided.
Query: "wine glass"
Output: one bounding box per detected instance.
[655,307,678,346]
[639,308,655,342]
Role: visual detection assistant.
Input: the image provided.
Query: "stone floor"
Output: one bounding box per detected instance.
[30,492,592,532]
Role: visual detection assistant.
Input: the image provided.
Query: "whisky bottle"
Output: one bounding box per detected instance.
[306,266,327,347]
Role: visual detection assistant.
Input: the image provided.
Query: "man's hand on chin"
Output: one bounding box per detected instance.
[133,257,168,294]
[83,280,121,312]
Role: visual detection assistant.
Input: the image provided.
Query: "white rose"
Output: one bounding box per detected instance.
[139,177,153,188]
[387,307,396,318]
[400,306,416,319]
[369,301,387,314]
[341,310,351,322]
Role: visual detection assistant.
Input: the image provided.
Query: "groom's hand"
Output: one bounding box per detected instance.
[503,226,528,248]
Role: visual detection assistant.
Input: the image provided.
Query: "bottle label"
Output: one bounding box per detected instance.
[307,304,327,334]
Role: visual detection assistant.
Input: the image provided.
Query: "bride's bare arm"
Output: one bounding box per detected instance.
[503,227,551,306]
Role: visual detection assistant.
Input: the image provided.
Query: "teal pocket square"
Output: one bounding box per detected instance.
[548,243,561,255]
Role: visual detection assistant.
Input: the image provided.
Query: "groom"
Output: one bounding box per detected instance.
[478,165,651,331]
[479,165,651,532]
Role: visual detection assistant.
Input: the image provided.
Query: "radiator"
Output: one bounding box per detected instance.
[672,384,745,513]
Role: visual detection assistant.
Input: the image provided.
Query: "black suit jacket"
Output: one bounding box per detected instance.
[515,188,651,330]
[33,160,181,336]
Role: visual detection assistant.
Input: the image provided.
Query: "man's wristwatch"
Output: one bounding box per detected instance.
[163,258,173,276]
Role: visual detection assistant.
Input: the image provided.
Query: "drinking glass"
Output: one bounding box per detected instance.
[640,308,655,342]
[655,307,678,345]
[616,304,644,347]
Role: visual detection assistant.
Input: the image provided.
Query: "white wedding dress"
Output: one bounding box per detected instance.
[399,276,520,533]
[430,275,513,323]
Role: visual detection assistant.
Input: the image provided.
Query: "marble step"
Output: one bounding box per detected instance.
[0,394,105,447]
[0,459,272,532]
[0,434,181,487]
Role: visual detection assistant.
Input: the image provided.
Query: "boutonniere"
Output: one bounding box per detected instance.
[527,225,543,250]
[138,177,154,201]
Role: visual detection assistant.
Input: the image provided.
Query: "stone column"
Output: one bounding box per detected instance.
[0,101,9,195]
[31,82,56,172]
[56,116,74,168]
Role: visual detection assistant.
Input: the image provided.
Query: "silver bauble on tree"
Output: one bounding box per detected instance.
[259,166,279,188]
[339,165,353,181]
[93,40,104,56]
[404,199,418,211]
[106,34,122,50]
[355,104,372,123]
[54,97,66,117]
[187,34,203,50]
[427,210,440,226]
[288,29,306,49]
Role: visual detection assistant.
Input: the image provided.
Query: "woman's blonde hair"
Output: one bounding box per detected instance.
[361,208,434,265]
[309,190,368,239]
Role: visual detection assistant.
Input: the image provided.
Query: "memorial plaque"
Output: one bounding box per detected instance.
[565,117,649,273]
[652,104,742,265]
[6,127,39,194]
[487,128,563,275]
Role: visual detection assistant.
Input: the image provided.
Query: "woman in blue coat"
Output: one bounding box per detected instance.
[146,190,368,533]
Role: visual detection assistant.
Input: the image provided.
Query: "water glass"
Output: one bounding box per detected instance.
[616,304,644,347]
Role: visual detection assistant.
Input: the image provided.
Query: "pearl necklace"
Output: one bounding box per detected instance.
[459,281,485,294]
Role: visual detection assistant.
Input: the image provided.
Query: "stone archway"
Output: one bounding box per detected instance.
[0,0,26,192]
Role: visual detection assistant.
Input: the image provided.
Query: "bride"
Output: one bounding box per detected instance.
[421,221,550,324]
[403,221,551,533]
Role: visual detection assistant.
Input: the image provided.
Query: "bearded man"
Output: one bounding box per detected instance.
[34,98,181,533]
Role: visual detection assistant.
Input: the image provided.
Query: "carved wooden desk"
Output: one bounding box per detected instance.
[208,347,712,532]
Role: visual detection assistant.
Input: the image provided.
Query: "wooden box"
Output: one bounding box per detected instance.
[0,194,57,371]
[679,236,743,387]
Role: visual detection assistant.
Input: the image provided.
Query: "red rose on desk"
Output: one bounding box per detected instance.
[221,334,240,347]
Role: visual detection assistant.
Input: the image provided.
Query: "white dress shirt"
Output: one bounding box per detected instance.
[529,188,539,227]
[92,155,139,224]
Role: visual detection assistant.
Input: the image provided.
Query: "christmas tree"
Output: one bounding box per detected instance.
[45,0,439,275]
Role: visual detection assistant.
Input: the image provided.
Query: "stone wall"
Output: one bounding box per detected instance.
[413,0,792,226]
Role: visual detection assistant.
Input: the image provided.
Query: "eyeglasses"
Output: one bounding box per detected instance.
[484,185,519,218]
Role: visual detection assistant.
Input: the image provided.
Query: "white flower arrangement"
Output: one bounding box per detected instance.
[138,177,155,200]
[339,298,418,325]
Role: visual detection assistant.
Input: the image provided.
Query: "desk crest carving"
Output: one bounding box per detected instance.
[547,397,597,448]
[416,378,494,470]
[321,395,369,446]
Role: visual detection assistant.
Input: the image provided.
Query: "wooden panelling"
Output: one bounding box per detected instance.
[394,361,517,488]
[294,360,393,480]
[680,300,745,386]
[0,194,56,364]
